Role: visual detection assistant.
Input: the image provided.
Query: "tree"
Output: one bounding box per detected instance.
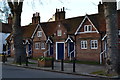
[7,0,26,63]
[0,0,10,23]
[103,0,120,76]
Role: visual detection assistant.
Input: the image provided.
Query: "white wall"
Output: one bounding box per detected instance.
[0,33,10,54]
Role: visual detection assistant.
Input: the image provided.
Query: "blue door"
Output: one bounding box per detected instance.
[68,42,74,58]
[57,43,64,60]
[28,44,32,56]
[8,47,11,56]
[49,43,53,56]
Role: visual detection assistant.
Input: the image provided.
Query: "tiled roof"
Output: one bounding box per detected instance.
[40,22,58,36]
[40,16,84,36]
[0,23,12,33]
[22,24,38,39]
[6,9,120,41]
[61,16,84,34]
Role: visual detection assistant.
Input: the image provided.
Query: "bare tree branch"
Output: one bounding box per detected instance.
[39,0,43,5]
[14,0,19,8]
[58,0,64,4]
[7,0,14,14]
[0,9,4,13]
[18,0,24,12]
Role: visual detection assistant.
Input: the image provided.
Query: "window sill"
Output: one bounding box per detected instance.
[41,48,45,50]
[81,48,87,49]
[91,48,98,49]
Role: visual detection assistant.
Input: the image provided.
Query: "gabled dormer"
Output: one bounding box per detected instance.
[75,15,99,35]
[54,22,67,38]
[32,24,47,41]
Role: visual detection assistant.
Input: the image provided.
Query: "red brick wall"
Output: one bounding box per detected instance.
[51,22,68,60]
[32,26,47,58]
[76,33,101,62]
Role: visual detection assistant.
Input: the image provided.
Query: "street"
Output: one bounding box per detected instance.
[2,64,92,78]
[1,64,112,80]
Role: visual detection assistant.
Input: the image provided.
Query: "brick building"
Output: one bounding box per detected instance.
[0,14,12,55]
[6,2,120,63]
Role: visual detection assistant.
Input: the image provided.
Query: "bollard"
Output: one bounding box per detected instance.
[19,56,22,65]
[52,58,54,70]
[38,59,40,67]
[26,57,28,66]
[61,59,64,71]
[73,57,76,72]
[3,54,5,63]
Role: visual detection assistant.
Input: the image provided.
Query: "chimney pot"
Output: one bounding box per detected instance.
[63,7,65,11]
[56,8,57,12]
[8,14,12,24]
[38,13,40,16]
[33,14,35,17]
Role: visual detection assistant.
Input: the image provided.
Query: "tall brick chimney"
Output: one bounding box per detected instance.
[8,14,13,24]
[55,7,65,21]
[98,2,106,32]
[98,1,105,17]
[32,12,40,24]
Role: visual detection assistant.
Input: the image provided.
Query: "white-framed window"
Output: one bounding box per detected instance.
[41,42,45,50]
[12,44,14,50]
[119,30,120,35]
[91,40,98,49]
[81,41,87,49]
[37,31,42,37]
[35,42,40,50]
[84,25,92,32]
[57,30,62,36]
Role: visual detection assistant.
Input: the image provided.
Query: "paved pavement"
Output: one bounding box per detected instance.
[2,57,117,79]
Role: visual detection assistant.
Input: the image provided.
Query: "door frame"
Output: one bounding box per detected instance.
[68,42,75,58]
[56,42,65,60]
[48,43,53,56]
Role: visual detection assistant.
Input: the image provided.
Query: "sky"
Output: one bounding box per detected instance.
[6,0,120,26]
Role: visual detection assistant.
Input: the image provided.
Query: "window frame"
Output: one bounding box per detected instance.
[41,42,45,50]
[91,40,98,49]
[81,40,87,49]
[84,25,92,32]
[37,31,42,37]
[35,42,40,50]
[57,30,62,36]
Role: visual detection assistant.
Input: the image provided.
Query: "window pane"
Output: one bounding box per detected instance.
[91,40,98,49]
[35,43,40,50]
[41,42,45,49]
[37,31,42,37]
[81,41,87,49]
[84,26,87,32]
[57,30,62,36]
[84,25,92,32]
[88,25,92,31]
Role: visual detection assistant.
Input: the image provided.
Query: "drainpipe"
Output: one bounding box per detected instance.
[74,34,77,60]
[100,32,103,64]
[100,50,105,64]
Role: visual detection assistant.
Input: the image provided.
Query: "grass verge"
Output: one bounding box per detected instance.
[91,70,117,77]
[64,60,100,65]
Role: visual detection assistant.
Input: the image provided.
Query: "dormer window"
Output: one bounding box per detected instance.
[37,31,42,37]
[57,30,62,36]
[84,25,92,32]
